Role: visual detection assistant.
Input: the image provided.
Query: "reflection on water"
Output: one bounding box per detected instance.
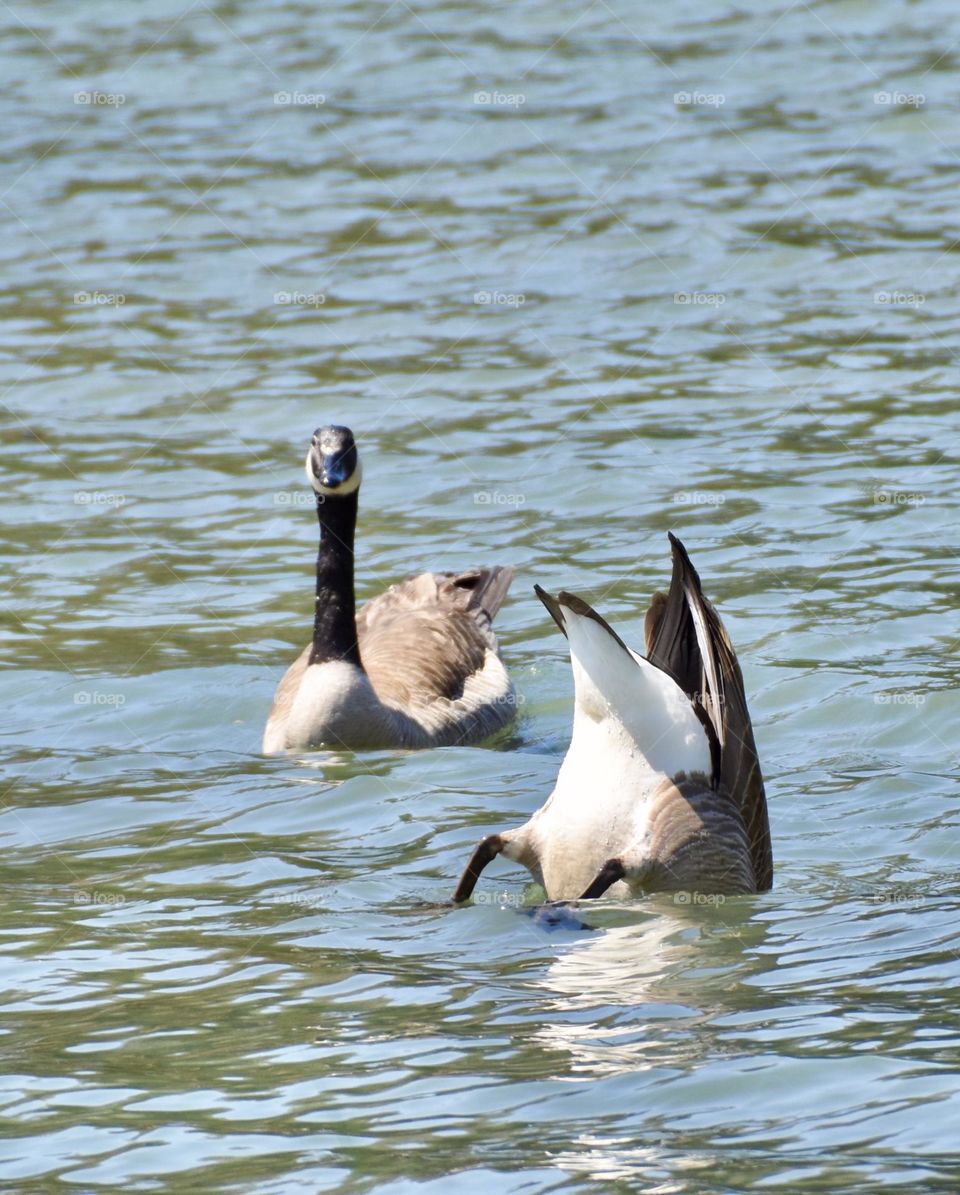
[532,903,771,1077]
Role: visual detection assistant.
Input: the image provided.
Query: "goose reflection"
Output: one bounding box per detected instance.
[529,898,771,1077]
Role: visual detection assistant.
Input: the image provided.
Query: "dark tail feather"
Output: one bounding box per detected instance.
[448,566,514,624]
[647,533,773,892]
[536,586,635,661]
[644,590,668,655]
[534,584,567,636]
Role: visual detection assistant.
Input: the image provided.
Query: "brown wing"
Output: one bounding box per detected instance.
[577,773,756,899]
[643,772,756,893]
[356,567,513,708]
[646,534,773,891]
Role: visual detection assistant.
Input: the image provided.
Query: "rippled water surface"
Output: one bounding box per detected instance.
[3,0,960,1189]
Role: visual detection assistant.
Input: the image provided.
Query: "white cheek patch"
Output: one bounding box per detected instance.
[304,450,362,496]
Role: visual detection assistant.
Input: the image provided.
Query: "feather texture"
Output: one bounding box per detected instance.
[645,534,772,891]
[453,535,771,903]
[264,566,515,751]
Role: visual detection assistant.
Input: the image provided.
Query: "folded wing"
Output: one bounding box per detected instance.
[645,534,772,890]
[358,566,513,708]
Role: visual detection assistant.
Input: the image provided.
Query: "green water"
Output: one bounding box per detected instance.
[3,0,960,1189]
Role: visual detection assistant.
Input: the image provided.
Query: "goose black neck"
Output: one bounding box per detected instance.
[309,490,362,667]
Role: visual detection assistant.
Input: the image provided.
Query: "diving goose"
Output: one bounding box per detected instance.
[453,534,772,902]
[263,425,515,753]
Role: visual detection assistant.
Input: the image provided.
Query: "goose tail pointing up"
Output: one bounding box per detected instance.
[534,586,634,711]
[646,534,773,891]
[449,565,515,627]
[454,536,772,905]
[533,584,714,778]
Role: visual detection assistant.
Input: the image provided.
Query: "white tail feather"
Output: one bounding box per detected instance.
[560,602,710,778]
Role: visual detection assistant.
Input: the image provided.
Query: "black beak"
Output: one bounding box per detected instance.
[310,439,356,489]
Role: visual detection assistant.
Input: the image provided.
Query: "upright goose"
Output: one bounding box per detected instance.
[263,425,515,752]
[453,534,772,902]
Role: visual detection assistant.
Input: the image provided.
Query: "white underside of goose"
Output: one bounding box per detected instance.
[271,643,513,752]
[276,660,396,751]
[505,601,711,899]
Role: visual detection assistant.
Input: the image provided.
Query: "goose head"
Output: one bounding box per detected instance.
[305,425,362,497]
